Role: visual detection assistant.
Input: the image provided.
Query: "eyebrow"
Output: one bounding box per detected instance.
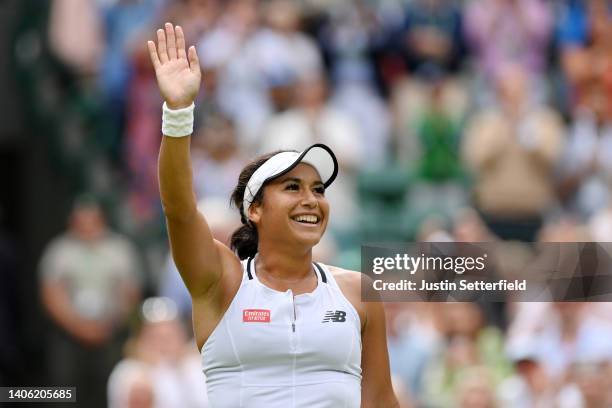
[277,177,324,185]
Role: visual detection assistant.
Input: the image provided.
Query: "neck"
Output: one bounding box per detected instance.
[255,241,315,291]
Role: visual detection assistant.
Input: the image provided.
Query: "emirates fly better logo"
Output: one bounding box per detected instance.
[243,309,271,322]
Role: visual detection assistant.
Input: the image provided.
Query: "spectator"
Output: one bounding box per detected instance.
[508,302,612,387]
[191,114,246,201]
[464,0,554,103]
[392,63,470,172]
[498,336,556,408]
[316,1,379,85]
[391,374,417,408]
[560,359,612,408]
[197,0,270,148]
[539,303,612,378]
[399,0,465,77]
[163,0,220,41]
[108,362,155,408]
[386,302,439,399]
[247,0,323,83]
[401,80,469,222]
[557,110,612,218]
[237,0,325,139]
[331,62,391,168]
[414,80,463,183]
[48,0,104,77]
[107,297,209,408]
[455,367,497,408]
[123,26,165,230]
[555,0,612,215]
[421,303,510,407]
[452,208,494,243]
[389,0,468,163]
[40,196,142,408]
[124,1,240,230]
[98,0,163,160]
[463,64,564,241]
[557,0,612,113]
[99,0,163,100]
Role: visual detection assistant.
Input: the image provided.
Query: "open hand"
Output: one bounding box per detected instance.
[148,23,201,109]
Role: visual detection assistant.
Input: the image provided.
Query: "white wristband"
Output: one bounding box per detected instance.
[162,102,195,137]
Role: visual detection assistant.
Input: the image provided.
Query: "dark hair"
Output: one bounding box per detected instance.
[230,151,286,259]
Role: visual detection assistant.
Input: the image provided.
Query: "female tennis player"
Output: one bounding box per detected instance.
[148,23,398,408]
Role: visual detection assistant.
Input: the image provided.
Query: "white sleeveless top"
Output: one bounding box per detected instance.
[201,257,362,407]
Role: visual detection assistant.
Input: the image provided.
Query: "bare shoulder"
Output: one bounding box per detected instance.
[328,265,377,295]
[326,265,366,329]
[327,265,362,286]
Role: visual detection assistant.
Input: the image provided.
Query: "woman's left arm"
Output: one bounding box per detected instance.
[360,300,400,408]
[331,268,399,408]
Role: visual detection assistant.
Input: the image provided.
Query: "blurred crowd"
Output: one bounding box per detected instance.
[7,0,612,406]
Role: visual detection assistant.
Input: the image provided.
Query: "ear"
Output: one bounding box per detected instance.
[247,201,262,225]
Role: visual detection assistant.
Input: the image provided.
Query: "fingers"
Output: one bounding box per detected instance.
[188,46,201,75]
[152,23,194,68]
[147,41,161,70]
[165,22,177,60]
[157,28,168,63]
[176,25,187,60]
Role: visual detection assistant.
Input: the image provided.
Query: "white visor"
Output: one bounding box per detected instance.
[242,144,338,219]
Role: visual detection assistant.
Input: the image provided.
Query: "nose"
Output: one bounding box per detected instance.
[300,189,318,208]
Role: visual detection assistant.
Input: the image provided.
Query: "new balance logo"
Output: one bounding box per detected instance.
[322,310,346,323]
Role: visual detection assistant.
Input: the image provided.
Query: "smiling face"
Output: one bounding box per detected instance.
[248,163,330,249]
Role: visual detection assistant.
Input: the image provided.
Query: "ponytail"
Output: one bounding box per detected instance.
[230,223,258,260]
[229,151,284,260]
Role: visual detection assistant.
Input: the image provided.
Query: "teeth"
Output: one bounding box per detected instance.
[294,215,318,224]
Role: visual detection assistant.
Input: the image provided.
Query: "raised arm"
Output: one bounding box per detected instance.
[148,23,230,297]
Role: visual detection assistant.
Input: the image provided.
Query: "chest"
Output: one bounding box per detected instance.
[210,285,361,377]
